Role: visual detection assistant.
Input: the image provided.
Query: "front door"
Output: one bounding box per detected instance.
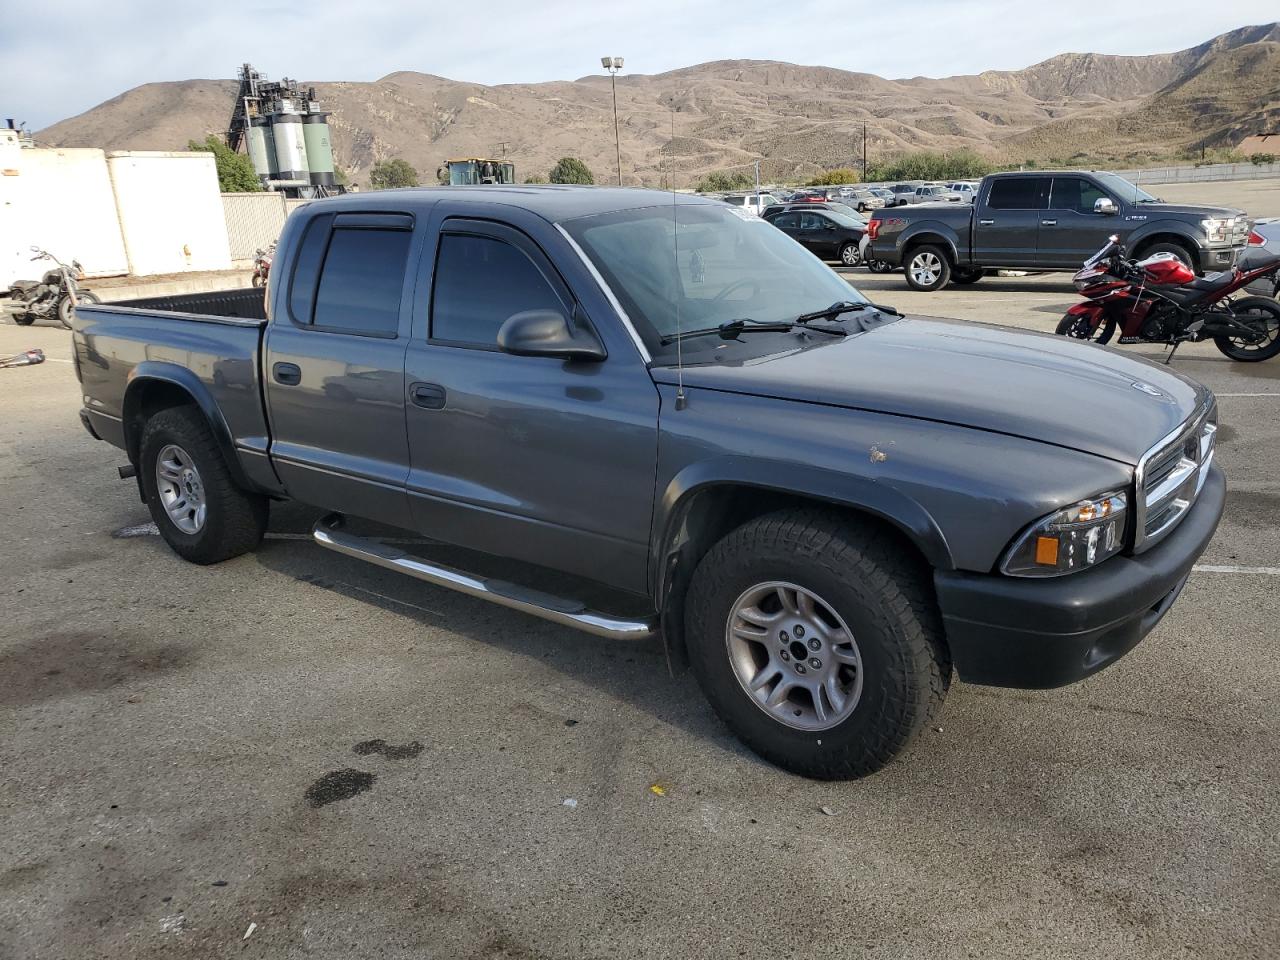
[1040,176,1117,268]
[264,211,418,528]
[402,213,660,594]
[972,176,1049,267]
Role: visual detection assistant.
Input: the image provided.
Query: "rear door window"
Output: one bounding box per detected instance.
[311,227,412,336]
[1049,177,1110,214]
[987,178,1050,210]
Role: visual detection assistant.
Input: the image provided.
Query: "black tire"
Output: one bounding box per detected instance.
[1213,296,1280,362]
[951,267,984,285]
[684,510,950,780]
[139,407,268,564]
[252,273,264,288]
[838,242,860,267]
[1055,310,1116,345]
[866,258,894,274]
[13,312,35,326]
[903,244,952,292]
[1137,242,1195,273]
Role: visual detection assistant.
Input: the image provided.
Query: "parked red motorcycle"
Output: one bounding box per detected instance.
[251,242,275,288]
[1056,234,1280,362]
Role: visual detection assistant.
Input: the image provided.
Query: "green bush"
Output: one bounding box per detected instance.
[866,150,993,183]
[694,170,753,193]
[369,159,419,189]
[1249,153,1277,166]
[524,173,548,183]
[549,157,594,184]
[187,135,261,193]
[806,167,860,186]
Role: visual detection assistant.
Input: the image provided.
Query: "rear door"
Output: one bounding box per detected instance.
[798,211,834,256]
[1041,176,1115,267]
[263,210,420,528]
[401,210,660,593]
[973,176,1049,266]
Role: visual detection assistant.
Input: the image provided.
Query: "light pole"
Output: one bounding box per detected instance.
[601,56,624,186]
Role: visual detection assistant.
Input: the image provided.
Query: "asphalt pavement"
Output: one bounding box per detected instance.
[1,274,1277,959]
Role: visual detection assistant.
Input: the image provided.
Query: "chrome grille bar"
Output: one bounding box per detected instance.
[1134,400,1216,553]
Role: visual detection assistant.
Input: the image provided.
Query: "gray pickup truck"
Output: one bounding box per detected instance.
[73,187,1224,779]
[868,170,1250,291]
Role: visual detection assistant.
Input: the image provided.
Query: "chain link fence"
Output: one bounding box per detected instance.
[221,193,290,260]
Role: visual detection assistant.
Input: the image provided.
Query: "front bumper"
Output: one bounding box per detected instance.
[1198,245,1240,271]
[934,464,1224,689]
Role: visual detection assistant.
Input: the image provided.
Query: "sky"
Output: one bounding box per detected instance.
[3,1,1277,130]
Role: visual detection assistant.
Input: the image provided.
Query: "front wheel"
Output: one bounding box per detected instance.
[1214,296,1280,362]
[951,267,984,285]
[1056,310,1116,345]
[685,510,951,780]
[904,245,952,292]
[140,407,269,564]
[56,291,99,329]
[839,242,860,267]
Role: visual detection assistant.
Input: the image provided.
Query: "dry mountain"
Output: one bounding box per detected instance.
[38,23,1280,186]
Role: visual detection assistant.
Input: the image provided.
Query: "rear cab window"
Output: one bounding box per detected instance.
[986,177,1050,210]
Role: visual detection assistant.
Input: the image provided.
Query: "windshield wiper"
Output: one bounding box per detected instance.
[661,317,846,345]
[795,300,902,324]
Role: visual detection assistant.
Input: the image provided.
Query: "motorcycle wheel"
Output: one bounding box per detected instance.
[56,291,98,329]
[13,312,36,326]
[1214,296,1280,362]
[252,274,264,288]
[1055,311,1116,345]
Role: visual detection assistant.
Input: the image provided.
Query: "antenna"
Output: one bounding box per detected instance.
[670,96,686,411]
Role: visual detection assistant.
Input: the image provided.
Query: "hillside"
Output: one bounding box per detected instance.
[36,23,1280,187]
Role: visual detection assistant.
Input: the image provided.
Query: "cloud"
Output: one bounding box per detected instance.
[5,0,1277,129]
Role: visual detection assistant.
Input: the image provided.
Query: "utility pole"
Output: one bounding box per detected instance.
[754,158,761,197]
[862,123,868,178]
[601,56,625,186]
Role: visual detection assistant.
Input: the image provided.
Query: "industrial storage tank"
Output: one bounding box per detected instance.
[246,116,278,180]
[271,109,309,181]
[303,113,336,187]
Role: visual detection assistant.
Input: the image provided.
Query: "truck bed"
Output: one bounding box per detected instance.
[73,289,272,480]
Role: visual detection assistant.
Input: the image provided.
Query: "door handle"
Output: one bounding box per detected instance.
[410,382,446,409]
[1041,219,1058,226]
[272,362,301,386]
[978,219,995,226]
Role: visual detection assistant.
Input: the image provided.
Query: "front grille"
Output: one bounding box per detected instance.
[1134,401,1217,552]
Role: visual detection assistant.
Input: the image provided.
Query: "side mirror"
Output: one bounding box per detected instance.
[29,244,40,252]
[497,308,606,362]
[1094,198,1118,216]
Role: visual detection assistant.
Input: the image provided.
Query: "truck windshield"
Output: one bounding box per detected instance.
[561,201,869,359]
[1093,172,1158,204]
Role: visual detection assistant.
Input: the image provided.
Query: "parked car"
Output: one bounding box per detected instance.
[764,206,866,265]
[867,187,896,207]
[885,183,919,207]
[946,181,981,202]
[846,188,886,213]
[868,170,1251,291]
[720,193,780,217]
[1241,220,1280,298]
[73,186,1224,780]
[906,184,963,205]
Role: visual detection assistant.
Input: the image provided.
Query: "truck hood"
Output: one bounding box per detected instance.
[1125,201,1245,220]
[652,317,1209,465]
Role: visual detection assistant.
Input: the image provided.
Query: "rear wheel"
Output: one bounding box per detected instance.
[951,267,984,285]
[865,258,894,274]
[685,510,950,779]
[904,245,952,292]
[13,312,35,326]
[1214,296,1280,362]
[140,407,268,564]
[1056,311,1116,344]
[839,242,860,267]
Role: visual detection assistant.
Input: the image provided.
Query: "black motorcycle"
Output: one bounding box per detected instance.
[7,247,101,329]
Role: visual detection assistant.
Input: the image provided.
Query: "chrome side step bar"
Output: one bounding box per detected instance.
[312,514,657,641]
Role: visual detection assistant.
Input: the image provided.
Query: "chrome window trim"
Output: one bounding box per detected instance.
[554,223,652,364]
[1133,398,1216,553]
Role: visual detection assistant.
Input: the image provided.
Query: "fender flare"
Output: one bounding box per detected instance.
[897,223,962,264]
[121,361,255,492]
[649,455,955,600]
[1126,221,1206,256]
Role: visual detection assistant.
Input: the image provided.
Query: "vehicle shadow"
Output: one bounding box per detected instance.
[248,500,757,762]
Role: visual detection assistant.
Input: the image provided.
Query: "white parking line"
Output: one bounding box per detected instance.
[1215,393,1279,398]
[1193,564,1280,576]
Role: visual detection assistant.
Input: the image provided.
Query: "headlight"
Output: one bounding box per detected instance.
[1201,217,1237,244]
[1000,490,1128,577]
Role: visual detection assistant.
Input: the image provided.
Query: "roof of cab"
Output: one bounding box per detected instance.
[304,185,717,223]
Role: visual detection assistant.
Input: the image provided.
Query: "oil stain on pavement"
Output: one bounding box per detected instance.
[304,769,376,808]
